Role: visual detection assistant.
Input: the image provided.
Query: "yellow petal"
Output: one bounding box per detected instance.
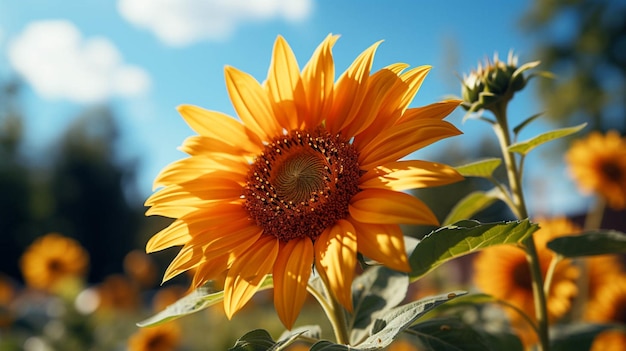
[162,243,203,282]
[341,65,404,137]
[273,238,314,329]
[223,235,279,319]
[358,119,462,170]
[350,218,410,272]
[326,41,381,134]
[225,66,281,141]
[177,104,262,153]
[191,253,230,289]
[266,35,303,130]
[187,220,262,257]
[152,155,249,189]
[360,160,463,191]
[398,99,463,123]
[314,219,357,311]
[349,189,438,225]
[146,219,191,253]
[353,65,431,148]
[179,135,252,157]
[301,34,338,127]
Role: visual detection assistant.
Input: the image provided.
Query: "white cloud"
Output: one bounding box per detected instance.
[7,20,151,103]
[117,0,313,47]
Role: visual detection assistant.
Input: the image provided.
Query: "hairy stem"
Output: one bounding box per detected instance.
[492,103,550,351]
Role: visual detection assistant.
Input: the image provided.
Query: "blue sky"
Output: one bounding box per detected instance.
[0,0,588,215]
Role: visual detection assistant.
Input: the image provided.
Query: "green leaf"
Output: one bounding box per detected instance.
[443,189,501,226]
[409,317,524,351]
[137,276,273,327]
[278,325,322,344]
[454,158,501,178]
[309,341,351,351]
[547,230,626,257]
[550,323,623,351]
[409,220,539,281]
[349,266,409,345]
[512,112,543,136]
[355,291,466,350]
[228,329,276,351]
[508,123,587,155]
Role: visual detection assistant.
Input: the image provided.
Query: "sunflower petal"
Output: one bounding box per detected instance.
[177,105,262,153]
[152,156,249,189]
[223,235,279,319]
[266,35,303,130]
[398,99,463,123]
[314,219,357,311]
[301,34,338,127]
[350,219,410,272]
[273,238,314,329]
[191,254,230,289]
[146,219,191,253]
[349,189,439,225]
[358,119,462,170]
[360,160,463,191]
[225,66,281,141]
[353,65,432,148]
[179,135,251,157]
[327,41,381,134]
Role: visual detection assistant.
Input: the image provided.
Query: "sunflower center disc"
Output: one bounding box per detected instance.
[243,129,361,242]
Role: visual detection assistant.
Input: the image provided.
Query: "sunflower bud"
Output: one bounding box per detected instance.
[461,52,542,115]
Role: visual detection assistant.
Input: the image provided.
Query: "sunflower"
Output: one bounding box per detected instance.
[127,322,182,351]
[145,35,462,329]
[590,330,626,351]
[19,232,89,292]
[585,273,626,324]
[565,130,626,210]
[473,217,580,324]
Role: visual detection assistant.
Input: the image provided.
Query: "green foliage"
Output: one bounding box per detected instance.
[443,189,501,225]
[512,112,543,137]
[138,276,274,327]
[352,291,466,350]
[547,230,626,258]
[508,123,587,155]
[454,158,501,178]
[549,324,624,351]
[409,220,539,281]
[408,317,524,351]
[349,266,409,345]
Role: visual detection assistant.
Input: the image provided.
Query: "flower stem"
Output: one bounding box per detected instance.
[307,282,350,345]
[491,102,550,351]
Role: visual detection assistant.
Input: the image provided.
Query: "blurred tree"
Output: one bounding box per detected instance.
[522,0,626,133]
[0,80,35,279]
[47,106,142,282]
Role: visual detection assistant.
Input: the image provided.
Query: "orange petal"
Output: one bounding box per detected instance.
[177,105,262,153]
[162,243,204,282]
[349,189,439,226]
[358,119,462,170]
[273,238,314,329]
[225,66,281,141]
[191,253,230,289]
[327,41,381,134]
[360,160,463,191]
[179,135,252,157]
[353,65,431,148]
[314,219,357,311]
[341,64,404,137]
[398,99,462,123]
[301,34,338,127]
[350,218,410,272]
[146,219,191,253]
[223,235,279,319]
[152,155,249,189]
[266,35,303,130]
